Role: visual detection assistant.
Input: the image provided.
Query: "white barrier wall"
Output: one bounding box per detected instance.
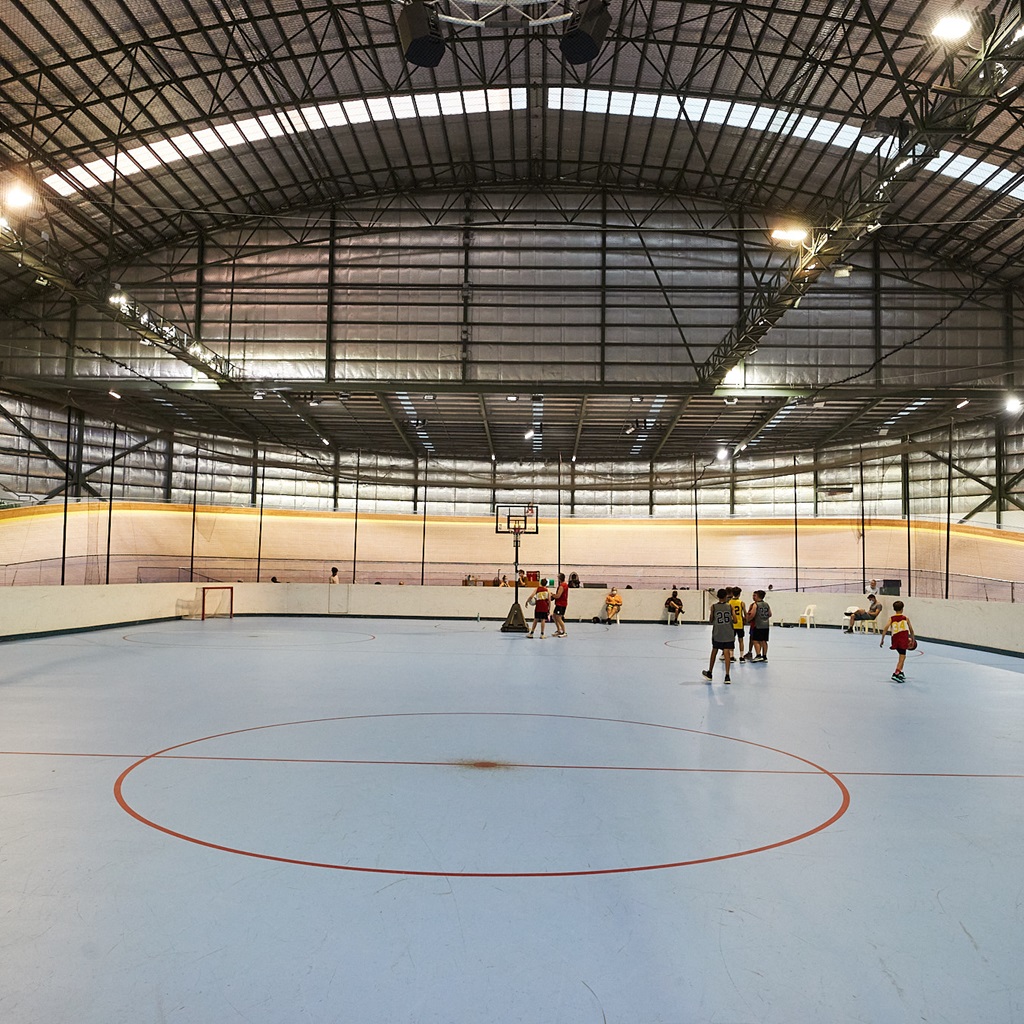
[0,582,1021,658]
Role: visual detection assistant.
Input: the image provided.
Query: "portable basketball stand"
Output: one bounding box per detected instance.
[495,504,539,633]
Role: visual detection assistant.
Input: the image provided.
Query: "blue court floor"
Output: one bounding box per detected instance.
[1,616,1022,1024]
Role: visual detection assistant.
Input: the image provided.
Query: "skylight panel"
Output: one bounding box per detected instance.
[390,96,419,119]
[40,84,1021,212]
[341,99,372,125]
[365,97,396,121]
[461,90,490,114]
[414,94,443,118]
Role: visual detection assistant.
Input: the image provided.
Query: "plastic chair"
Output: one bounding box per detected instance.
[855,615,881,634]
[799,604,816,627]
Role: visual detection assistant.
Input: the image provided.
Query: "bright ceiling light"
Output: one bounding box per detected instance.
[723,364,744,386]
[5,183,34,208]
[108,390,121,400]
[524,429,535,440]
[1006,396,1022,413]
[770,225,809,245]
[956,399,970,409]
[716,447,730,462]
[933,14,971,41]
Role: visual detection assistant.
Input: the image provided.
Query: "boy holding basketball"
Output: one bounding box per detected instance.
[527,580,552,639]
[879,600,916,683]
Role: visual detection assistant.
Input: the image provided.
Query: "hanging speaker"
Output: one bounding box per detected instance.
[560,0,612,66]
[397,1,446,68]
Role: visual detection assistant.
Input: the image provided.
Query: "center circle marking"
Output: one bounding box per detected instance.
[114,712,851,878]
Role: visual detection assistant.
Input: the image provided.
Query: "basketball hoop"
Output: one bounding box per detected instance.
[494,504,540,633]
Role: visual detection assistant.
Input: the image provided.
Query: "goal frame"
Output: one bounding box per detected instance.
[201,585,234,620]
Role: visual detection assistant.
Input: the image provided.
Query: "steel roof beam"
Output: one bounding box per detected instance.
[696,4,1024,390]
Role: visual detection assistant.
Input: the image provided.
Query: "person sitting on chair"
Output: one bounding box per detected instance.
[845,594,882,633]
[604,587,623,623]
[664,589,683,625]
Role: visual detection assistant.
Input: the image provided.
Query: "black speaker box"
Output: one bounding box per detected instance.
[560,0,612,65]
[398,1,446,68]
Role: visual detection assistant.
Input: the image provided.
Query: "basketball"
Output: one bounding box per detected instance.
[907,637,918,650]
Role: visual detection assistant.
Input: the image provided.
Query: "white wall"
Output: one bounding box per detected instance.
[0,582,1021,658]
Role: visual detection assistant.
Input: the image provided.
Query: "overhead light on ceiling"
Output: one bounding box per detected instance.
[630,396,644,403]
[956,399,970,409]
[716,447,730,462]
[505,395,519,402]
[723,364,745,386]
[252,390,265,401]
[1006,396,1022,414]
[308,396,322,407]
[397,0,446,67]
[560,0,612,65]
[4,183,34,209]
[524,429,535,440]
[33,275,49,287]
[832,262,852,278]
[933,14,971,40]
[770,225,809,245]
[571,455,577,463]
[422,393,436,401]
[320,437,331,446]
[723,396,739,406]
[108,389,121,400]
[624,423,636,435]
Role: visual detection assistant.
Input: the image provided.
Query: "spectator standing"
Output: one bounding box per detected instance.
[329,566,340,584]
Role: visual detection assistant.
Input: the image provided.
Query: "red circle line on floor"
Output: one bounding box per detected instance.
[114,711,852,878]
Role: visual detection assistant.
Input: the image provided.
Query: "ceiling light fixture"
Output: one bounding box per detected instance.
[770,225,809,245]
[716,447,730,462]
[108,390,121,400]
[4,183,33,209]
[933,14,971,40]
[1006,396,1022,413]
[956,399,970,409]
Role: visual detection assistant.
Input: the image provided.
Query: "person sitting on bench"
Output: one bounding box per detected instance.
[844,594,882,633]
[604,587,623,623]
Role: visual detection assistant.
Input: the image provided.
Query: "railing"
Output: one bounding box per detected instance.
[0,554,1016,602]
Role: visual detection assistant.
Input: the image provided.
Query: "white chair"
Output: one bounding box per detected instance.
[854,615,881,634]
[799,604,816,627]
